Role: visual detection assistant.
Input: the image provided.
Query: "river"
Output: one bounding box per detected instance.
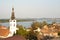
[0,18,60,28]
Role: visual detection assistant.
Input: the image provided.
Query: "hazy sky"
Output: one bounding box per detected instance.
[0,0,60,19]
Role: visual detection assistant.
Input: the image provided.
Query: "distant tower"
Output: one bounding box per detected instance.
[9,7,17,36]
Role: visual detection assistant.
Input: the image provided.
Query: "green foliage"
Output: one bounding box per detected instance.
[0,19,9,23]
[52,21,56,24]
[16,25,29,37]
[41,21,48,26]
[58,32,60,36]
[31,22,42,30]
[31,21,48,30]
[26,30,37,40]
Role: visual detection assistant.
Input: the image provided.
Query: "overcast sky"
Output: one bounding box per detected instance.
[0,0,60,19]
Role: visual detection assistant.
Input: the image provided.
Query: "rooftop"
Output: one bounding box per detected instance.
[0,35,26,40]
[0,26,9,37]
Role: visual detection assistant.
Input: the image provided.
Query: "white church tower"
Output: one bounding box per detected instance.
[9,7,17,37]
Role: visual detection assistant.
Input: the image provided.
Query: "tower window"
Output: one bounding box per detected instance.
[13,20,15,22]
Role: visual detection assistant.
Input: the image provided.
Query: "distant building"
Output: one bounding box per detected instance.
[34,27,41,32]
[26,27,31,31]
[41,25,59,37]
[53,23,60,26]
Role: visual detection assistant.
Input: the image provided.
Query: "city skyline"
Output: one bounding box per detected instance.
[0,0,60,19]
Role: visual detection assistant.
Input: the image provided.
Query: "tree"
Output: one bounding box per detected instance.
[52,21,56,24]
[26,29,38,40]
[16,25,29,37]
[58,32,60,36]
[41,21,48,27]
[31,22,42,30]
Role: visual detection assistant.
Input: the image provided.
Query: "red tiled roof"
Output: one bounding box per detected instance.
[0,29,9,37]
[0,26,9,37]
[0,26,7,29]
[0,35,26,40]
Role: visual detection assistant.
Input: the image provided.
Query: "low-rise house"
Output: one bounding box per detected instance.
[41,25,59,37]
[26,27,32,31]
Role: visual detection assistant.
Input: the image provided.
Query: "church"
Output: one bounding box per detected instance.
[0,7,18,38]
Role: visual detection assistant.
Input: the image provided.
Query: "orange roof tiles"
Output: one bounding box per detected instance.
[0,26,9,37]
[0,35,26,40]
[0,26,7,29]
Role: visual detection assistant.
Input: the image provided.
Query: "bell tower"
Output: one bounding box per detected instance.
[9,7,17,36]
[11,7,15,20]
